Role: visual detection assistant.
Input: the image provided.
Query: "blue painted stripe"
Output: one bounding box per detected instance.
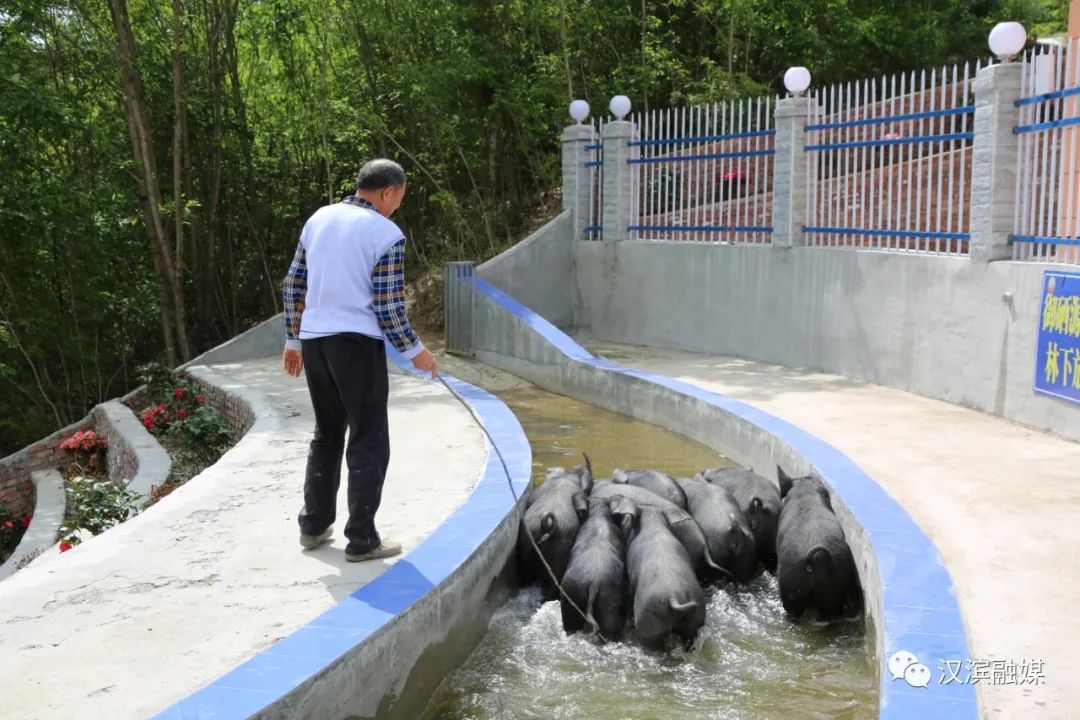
[628,225,772,234]
[807,132,973,151]
[584,160,603,167]
[469,282,976,719]
[585,143,603,150]
[156,341,532,720]
[473,278,597,362]
[583,225,603,233]
[629,129,775,147]
[629,149,775,164]
[806,106,974,131]
[1014,115,1080,134]
[805,226,971,241]
[1015,85,1080,106]
[1011,234,1080,247]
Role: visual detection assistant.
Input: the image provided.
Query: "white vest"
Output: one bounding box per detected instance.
[297,202,405,341]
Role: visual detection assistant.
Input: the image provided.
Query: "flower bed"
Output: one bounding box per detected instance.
[133,363,235,505]
[0,507,32,565]
[53,429,139,551]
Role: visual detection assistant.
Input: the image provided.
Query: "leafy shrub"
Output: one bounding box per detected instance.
[168,405,232,463]
[59,475,140,549]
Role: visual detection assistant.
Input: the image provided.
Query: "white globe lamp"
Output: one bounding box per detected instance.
[784,67,812,96]
[989,22,1027,62]
[609,95,632,120]
[569,99,590,124]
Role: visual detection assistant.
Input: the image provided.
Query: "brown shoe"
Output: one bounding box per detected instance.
[344,540,402,562]
[300,525,333,549]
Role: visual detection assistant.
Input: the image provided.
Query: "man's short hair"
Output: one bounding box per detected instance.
[356,159,406,190]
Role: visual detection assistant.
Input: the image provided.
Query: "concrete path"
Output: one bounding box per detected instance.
[581,339,1080,720]
[0,356,485,719]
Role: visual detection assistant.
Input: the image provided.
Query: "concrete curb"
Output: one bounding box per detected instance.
[466,276,978,720]
[92,400,173,501]
[155,358,533,720]
[0,470,66,581]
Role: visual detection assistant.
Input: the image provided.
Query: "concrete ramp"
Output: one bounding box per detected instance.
[0,356,487,719]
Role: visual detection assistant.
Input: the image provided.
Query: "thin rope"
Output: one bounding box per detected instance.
[434,372,607,641]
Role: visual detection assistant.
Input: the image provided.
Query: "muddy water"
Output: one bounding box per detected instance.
[419,360,876,720]
[497,386,734,484]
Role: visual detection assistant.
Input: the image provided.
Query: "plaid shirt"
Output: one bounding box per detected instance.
[282,195,422,356]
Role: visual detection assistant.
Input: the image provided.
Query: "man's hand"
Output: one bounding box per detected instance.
[283,348,304,377]
[412,348,439,379]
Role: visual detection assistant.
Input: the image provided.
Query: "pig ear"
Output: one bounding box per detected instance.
[572,491,588,523]
[609,495,639,534]
[777,465,794,498]
[664,507,691,525]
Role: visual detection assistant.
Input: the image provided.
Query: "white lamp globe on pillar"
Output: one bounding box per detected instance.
[569,99,590,124]
[989,22,1027,62]
[783,67,812,97]
[609,95,632,120]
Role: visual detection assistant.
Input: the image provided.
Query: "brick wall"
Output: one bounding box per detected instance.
[91,406,140,487]
[0,417,90,517]
[180,374,255,441]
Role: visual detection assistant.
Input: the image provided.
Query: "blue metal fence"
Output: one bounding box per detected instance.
[1013,40,1080,264]
[805,62,980,255]
[628,97,776,243]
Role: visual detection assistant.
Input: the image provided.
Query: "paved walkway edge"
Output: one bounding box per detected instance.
[460,276,978,720]
[0,469,65,581]
[154,353,533,720]
[93,399,173,501]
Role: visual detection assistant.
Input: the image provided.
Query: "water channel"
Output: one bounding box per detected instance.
[416,354,875,720]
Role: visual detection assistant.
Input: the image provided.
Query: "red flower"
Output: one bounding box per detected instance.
[59,542,73,553]
[3,521,12,530]
[177,409,187,420]
[195,395,206,405]
[158,402,167,412]
[20,514,31,528]
[173,387,185,399]
[143,417,156,430]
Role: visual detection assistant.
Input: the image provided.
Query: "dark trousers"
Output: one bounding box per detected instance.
[299,333,390,553]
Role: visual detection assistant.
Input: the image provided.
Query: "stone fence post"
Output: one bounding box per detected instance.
[561,123,595,240]
[773,96,812,248]
[970,62,1023,263]
[601,120,635,243]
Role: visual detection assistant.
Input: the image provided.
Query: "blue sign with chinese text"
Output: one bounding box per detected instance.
[1035,270,1080,405]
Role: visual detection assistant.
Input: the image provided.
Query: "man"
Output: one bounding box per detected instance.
[282,158,438,562]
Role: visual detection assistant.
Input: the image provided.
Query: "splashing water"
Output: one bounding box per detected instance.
[421,573,874,720]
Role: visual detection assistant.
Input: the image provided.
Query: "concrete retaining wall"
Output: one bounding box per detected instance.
[459,276,978,719]
[179,314,286,370]
[478,209,576,330]
[573,241,1080,443]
